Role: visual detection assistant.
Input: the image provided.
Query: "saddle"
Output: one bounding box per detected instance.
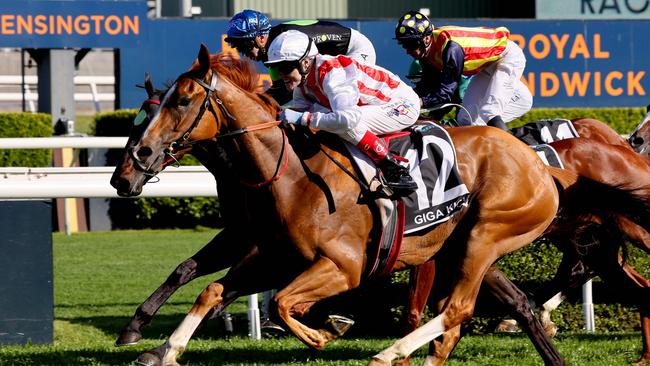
[346,122,470,277]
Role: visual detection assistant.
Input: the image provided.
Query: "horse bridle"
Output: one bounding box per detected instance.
[164,70,289,188]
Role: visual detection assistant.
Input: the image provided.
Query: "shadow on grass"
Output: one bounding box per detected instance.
[61,313,251,340]
[3,338,383,365]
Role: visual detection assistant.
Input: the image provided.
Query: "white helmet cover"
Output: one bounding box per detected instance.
[264,30,317,65]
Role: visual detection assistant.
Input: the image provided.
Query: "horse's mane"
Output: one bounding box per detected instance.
[210,53,261,93]
[187,52,279,113]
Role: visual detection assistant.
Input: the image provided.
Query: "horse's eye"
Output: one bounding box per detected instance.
[179,97,192,107]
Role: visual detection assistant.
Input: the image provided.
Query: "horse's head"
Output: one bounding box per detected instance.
[628,104,650,155]
[110,73,185,196]
[124,45,278,189]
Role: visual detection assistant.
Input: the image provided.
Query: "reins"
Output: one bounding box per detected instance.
[163,69,372,191]
[166,70,289,188]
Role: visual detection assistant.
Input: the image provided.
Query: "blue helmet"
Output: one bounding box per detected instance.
[226,9,272,40]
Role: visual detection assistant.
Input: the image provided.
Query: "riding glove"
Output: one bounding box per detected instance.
[280,109,309,126]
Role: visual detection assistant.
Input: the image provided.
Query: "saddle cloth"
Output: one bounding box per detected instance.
[347,122,469,232]
[511,118,580,145]
[347,122,469,276]
[388,123,470,234]
[530,144,564,169]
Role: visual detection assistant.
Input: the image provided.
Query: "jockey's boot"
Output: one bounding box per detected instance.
[378,153,418,196]
[487,115,510,132]
[356,130,417,198]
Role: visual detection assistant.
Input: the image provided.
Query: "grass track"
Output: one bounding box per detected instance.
[0,229,643,365]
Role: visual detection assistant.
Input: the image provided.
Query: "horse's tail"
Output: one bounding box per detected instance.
[563,176,650,236]
[555,176,650,263]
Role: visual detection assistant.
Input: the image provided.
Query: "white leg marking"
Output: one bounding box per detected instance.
[163,313,203,365]
[373,313,446,364]
[542,292,565,312]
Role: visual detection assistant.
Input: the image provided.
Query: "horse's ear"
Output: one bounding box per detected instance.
[144,73,155,98]
[197,43,211,77]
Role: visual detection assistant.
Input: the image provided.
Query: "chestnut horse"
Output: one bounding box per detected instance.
[402,138,650,366]
[114,76,565,366]
[114,73,648,365]
[110,77,573,366]
[123,45,576,366]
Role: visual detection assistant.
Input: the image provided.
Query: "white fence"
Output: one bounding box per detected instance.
[1,135,599,336]
[0,75,115,113]
[0,166,216,199]
[0,136,262,340]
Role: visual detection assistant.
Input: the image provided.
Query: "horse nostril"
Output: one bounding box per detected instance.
[136,146,153,161]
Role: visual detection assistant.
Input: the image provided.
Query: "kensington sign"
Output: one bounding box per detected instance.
[0,0,147,48]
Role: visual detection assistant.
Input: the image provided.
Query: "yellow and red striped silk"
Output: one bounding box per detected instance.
[427,26,510,75]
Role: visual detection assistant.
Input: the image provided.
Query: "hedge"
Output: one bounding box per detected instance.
[96,107,649,333]
[0,112,52,167]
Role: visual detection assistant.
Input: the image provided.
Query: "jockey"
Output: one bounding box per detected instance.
[394,10,533,130]
[225,9,376,104]
[265,30,420,197]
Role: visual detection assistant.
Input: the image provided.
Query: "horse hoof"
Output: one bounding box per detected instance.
[543,323,558,338]
[325,314,355,337]
[368,356,390,366]
[495,319,520,333]
[115,329,142,347]
[135,350,162,366]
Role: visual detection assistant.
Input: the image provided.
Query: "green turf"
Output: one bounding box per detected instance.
[0,229,643,365]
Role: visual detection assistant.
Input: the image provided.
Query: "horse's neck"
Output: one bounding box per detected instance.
[216,81,290,184]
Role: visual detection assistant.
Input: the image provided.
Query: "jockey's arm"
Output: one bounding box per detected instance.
[283,86,313,112]
[420,41,464,109]
[305,68,362,132]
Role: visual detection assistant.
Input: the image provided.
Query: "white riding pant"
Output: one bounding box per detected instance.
[347,29,377,65]
[457,40,533,126]
[344,87,420,143]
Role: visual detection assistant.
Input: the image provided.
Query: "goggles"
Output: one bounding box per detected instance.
[274,61,301,75]
[398,38,424,51]
[227,38,257,52]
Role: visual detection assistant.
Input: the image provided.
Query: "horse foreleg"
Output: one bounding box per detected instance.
[395,261,437,366]
[484,267,565,366]
[134,247,278,366]
[274,256,360,350]
[116,228,251,346]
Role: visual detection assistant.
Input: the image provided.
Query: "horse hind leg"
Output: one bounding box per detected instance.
[423,267,564,366]
[395,261,437,366]
[273,256,361,350]
[370,199,555,364]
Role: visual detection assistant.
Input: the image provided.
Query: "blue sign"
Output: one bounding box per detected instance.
[0,0,147,48]
[1,1,649,108]
[120,19,650,109]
